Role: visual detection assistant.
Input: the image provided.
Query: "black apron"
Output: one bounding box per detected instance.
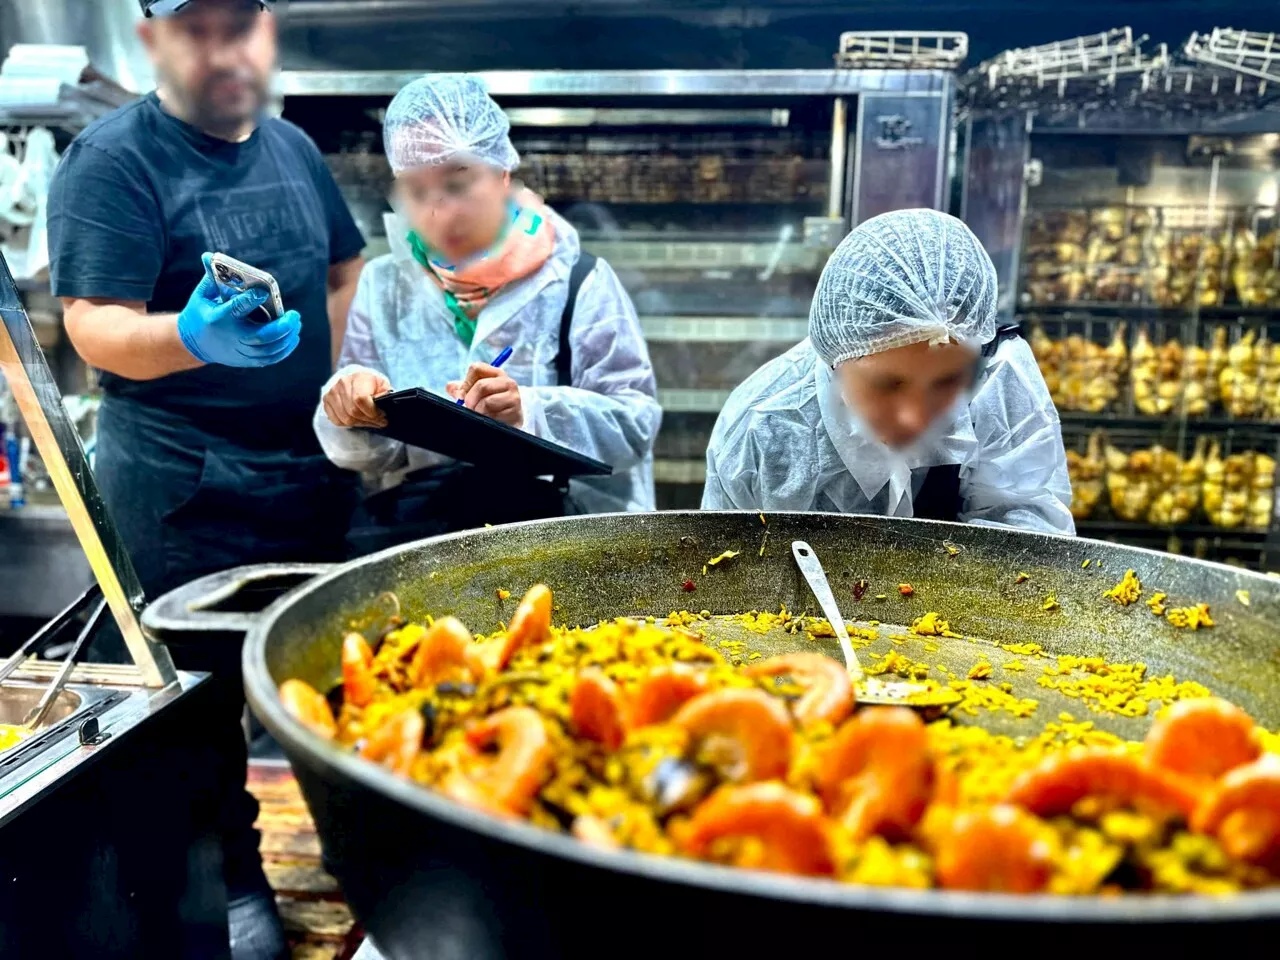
[912,325,1022,523]
[93,398,358,903]
[94,399,358,598]
[345,253,598,559]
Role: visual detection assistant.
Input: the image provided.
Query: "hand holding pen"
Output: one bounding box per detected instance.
[447,346,523,426]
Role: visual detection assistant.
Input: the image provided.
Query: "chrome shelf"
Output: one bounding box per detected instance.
[653,458,707,485]
[596,239,826,273]
[639,316,806,344]
[656,388,734,414]
[279,69,955,98]
[1058,412,1280,434]
[1076,519,1270,539]
[1020,303,1280,322]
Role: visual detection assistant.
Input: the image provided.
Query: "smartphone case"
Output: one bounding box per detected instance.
[209,253,284,321]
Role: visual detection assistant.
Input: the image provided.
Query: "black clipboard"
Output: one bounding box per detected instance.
[374,388,611,478]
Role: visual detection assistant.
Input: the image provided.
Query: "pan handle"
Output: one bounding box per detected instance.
[140,563,336,640]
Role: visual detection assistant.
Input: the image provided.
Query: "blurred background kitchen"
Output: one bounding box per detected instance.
[1,0,1278,651]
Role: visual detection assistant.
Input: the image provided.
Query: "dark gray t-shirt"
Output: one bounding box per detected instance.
[48,92,365,447]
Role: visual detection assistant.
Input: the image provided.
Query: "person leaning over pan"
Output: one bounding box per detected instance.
[315,74,661,552]
[702,209,1074,534]
[45,1,365,955]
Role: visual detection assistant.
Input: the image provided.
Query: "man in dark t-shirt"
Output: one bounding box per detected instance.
[47,2,364,956]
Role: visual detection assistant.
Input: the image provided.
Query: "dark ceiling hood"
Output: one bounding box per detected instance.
[279,0,845,26]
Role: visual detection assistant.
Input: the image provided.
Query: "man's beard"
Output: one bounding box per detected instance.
[161,66,266,134]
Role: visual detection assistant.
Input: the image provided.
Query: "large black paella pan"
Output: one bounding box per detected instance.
[144,512,1280,957]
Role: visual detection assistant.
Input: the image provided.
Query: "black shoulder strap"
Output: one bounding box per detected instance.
[557,252,598,388]
[982,323,1022,359]
[550,252,597,495]
[916,325,1023,523]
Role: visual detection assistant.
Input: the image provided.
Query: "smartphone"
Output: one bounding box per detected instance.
[208,252,284,323]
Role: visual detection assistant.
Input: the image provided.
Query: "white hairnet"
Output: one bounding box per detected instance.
[383,74,520,175]
[809,209,998,368]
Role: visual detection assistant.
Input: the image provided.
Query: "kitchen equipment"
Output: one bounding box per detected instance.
[143,511,1280,956]
[287,68,957,510]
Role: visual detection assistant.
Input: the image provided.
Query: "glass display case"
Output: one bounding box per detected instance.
[961,29,1280,569]
[508,106,836,508]
[283,65,957,509]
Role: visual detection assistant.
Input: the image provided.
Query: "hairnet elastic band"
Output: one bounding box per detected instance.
[827,325,986,368]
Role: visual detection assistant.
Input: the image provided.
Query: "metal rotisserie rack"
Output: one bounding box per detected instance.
[961,26,1280,569]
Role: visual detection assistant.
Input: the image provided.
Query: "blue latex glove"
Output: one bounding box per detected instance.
[177,253,302,367]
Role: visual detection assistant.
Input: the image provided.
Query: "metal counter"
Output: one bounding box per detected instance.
[0,667,229,958]
[0,668,194,818]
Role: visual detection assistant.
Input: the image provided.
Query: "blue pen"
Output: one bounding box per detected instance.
[457,345,514,405]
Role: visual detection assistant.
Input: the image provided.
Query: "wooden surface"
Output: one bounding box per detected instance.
[247,761,364,960]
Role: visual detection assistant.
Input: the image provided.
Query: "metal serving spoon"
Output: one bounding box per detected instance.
[792,541,960,714]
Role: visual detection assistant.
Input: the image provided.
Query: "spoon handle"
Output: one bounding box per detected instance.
[791,541,863,682]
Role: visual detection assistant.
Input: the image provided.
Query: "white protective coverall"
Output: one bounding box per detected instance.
[702,209,1074,535]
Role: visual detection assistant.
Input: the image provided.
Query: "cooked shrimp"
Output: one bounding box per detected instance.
[670,688,793,782]
[506,584,553,652]
[443,706,552,816]
[814,707,933,841]
[1192,755,1280,869]
[411,616,485,687]
[743,653,854,728]
[629,665,709,727]
[931,806,1055,893]
[676,782,836,876]
[572,814,621,850]
[933,764,962,808]
[477,584,553,673]
[571,669,629,750]
[1217,808,1280,872]
[1145,697,1261,785]
[1006,748,1200,820]
[341,632,377,707]
[279,678,337,740]
[359,708,425,777]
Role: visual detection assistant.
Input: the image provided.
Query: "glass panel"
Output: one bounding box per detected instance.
[961,113,1031,325]
[0,255,175,683]
[505,102,840,510]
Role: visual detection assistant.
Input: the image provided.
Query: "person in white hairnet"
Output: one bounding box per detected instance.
[702,209,1074,534]
[315,74,661,553]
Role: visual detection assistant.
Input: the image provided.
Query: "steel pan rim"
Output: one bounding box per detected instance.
[242,511,1280,925]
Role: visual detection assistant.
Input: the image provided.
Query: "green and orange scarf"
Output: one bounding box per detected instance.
[408,193,556,345]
